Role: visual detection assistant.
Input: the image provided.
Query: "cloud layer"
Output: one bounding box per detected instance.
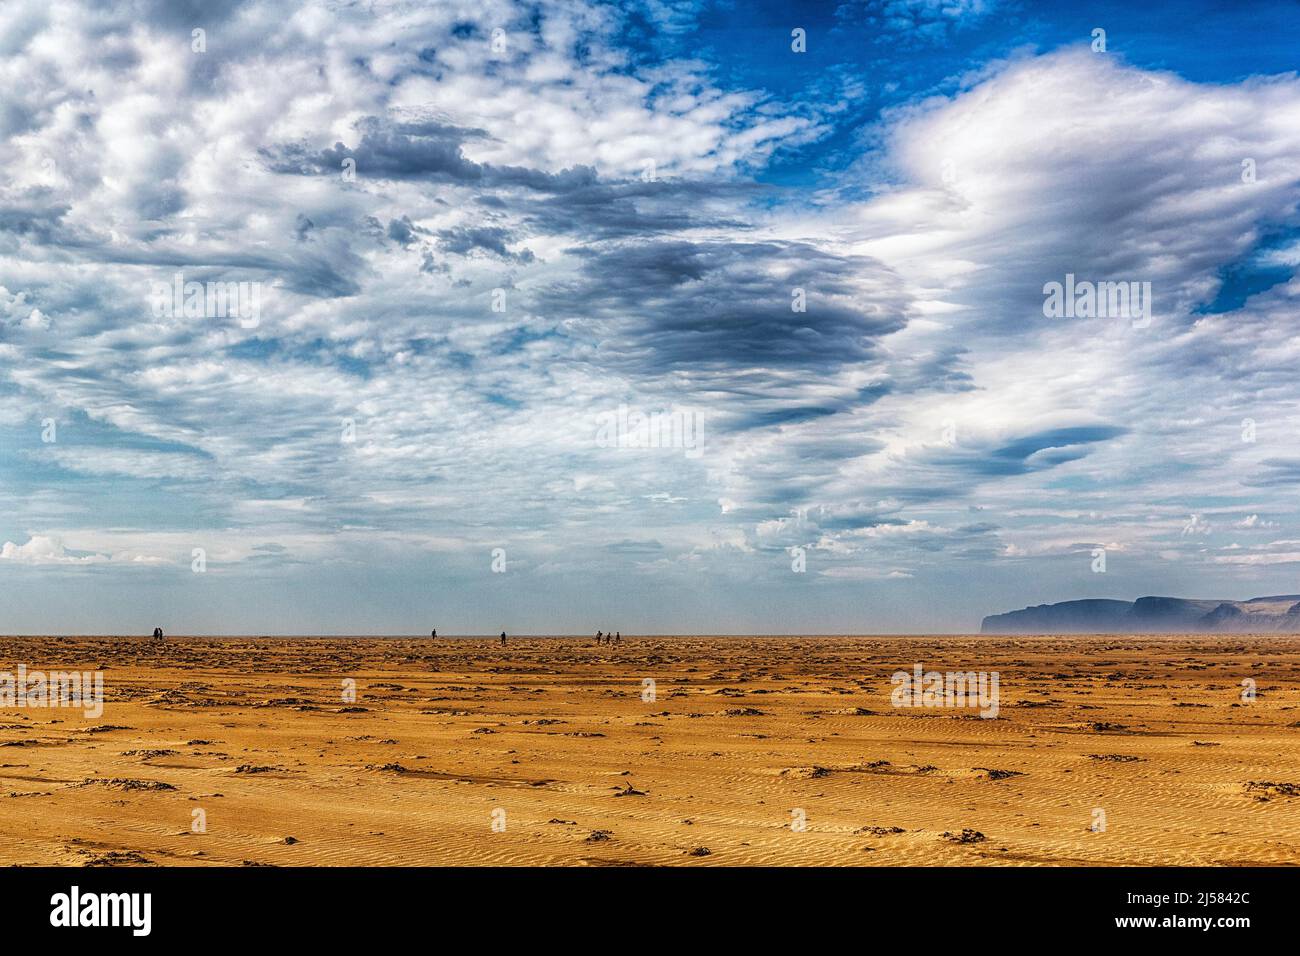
[1,1,1298,632]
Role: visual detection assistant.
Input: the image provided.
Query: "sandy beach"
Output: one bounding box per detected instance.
[0,635,1296,866]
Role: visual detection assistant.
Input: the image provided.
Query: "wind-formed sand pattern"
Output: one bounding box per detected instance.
[1,634,1296,866]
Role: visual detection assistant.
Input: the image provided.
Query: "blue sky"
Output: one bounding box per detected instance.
[2,0,1300,633]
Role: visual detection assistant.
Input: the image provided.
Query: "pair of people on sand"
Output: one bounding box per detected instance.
[428,630,506,646]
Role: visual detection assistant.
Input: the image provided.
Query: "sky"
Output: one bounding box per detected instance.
[1,0,1299,635]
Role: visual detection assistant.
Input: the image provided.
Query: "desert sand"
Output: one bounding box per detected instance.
[0,634,1296,866]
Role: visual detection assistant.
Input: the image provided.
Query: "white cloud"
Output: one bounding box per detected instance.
[0,535,107,565]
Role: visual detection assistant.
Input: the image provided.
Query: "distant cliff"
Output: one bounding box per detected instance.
[981,595,1300,633]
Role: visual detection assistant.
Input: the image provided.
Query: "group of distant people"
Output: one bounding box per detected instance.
[425,628,622,646]
[431,629,508,645]
[145,625,623,647]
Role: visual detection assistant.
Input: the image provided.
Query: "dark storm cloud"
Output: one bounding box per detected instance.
[436,225,533,262]
[387,216,423,248]
[539,239,911,374]
[265,119,600,193]
[989,426,1127,467]
[909,425,1130,480]
[0,199,70,244]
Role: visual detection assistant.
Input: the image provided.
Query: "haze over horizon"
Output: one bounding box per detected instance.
[3,0,1300,635]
